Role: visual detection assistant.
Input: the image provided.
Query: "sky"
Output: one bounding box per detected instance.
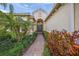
[0,3,55,15]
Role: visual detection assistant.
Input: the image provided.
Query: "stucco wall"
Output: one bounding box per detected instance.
[74,4,79,31]
[44,4,74,32]
[33,10,47,21]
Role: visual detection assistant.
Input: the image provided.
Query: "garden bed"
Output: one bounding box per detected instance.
[43,30,79,56]
[0,32,37,56]
[43,31,51,56]
[48,30,79,56]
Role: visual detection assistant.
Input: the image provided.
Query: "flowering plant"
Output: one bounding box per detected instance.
[48,30,79,56]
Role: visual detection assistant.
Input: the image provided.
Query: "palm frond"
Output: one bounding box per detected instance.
[9,4,14,13]
[0,3,7,9]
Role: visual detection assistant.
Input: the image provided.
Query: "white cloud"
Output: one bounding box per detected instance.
[0,9,9,13]
[23,4,29,8]
[19,4,30,9]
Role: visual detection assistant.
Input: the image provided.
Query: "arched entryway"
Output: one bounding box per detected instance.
[37,19,43,32]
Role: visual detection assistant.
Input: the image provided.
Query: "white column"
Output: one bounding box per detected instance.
[69,4,74,32]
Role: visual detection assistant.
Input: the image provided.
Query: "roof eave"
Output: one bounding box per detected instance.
[45,3,63,22]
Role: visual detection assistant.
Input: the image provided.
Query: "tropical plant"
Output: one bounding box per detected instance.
[0,11,33,41]
[0,3,36,56]
[0,32,37,56]
[47,30,79,56]
[0,3,14,13]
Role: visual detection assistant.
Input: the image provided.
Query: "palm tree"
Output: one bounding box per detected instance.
[0,11,33,41]
[0,3,7,9]
[0,3,34,41]
[0,3,14,13]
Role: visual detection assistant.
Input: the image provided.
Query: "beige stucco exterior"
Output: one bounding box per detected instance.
[32,9,47,21]
[74,4,79,31]
[44,4,75,32]
[13,4,79,33]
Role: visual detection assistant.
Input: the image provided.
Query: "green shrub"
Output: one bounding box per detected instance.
[6,42,24,56]
[0,35,15,52]
[43,45,51,56]
[0,32,37,56]
[43,31,51,56]
[43,31,49,41]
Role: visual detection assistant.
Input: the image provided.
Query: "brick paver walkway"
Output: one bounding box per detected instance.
[23,33,45,56]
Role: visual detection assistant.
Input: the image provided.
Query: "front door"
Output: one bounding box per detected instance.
[37,18,43,32]
[37,24,43,32]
